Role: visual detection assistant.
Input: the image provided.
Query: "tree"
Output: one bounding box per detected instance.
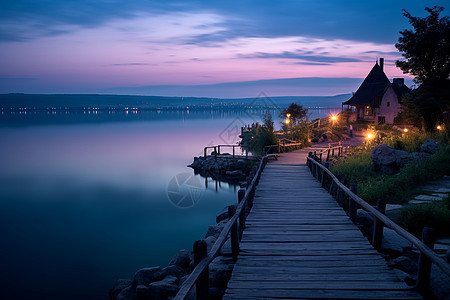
[395,6,450,131]
[279,103,308,126]
[395,6,450,85]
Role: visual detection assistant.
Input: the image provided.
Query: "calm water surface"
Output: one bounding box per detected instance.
[0,108,338,299]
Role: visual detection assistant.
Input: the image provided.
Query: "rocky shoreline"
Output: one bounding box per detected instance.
[110,157,260,300]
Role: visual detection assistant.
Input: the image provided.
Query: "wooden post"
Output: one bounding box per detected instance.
[349,182,357,221]
[217,145,220,155]
[204,147,207,158]
[332,148,335,157]
[228,206,239,260]
[232,146,235,158]
[238,188,246,237]
[238,188,245,203]
[416,227,435,292]
[193,240,209,300]
[372,199,386,249]
[214,146,217,161]
[327,148,330,161]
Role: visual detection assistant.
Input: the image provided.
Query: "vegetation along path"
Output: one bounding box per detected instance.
[223,147,422,300]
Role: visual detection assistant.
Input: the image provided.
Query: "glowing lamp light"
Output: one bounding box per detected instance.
[403,128,408,133]
[437,125,442,130]
[367,133,374,140]
[331,115,337,121]
[286,113,291,118]
[285,119,290,124]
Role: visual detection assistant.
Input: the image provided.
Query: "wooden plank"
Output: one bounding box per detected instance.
[223,158,422,300]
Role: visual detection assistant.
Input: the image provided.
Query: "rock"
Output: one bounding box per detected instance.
[410,152,430,161]
[225,170,245,177]
[117,286,137,300]
[204,236,217,253]
[420,139,439,154]
[446,248,450,263]
[205,225,222,239]
[136,285,151,300]
[133,267,163,288]
[110,279,132,300]
[392,256,418,275]
[148,275,179,300]
[392,268,416,286]
[430,264,450,300]
[209,257,233,288]
[381,228,413,257]
[356,209,374,236]
[169,249,191,269]
[371,144,399,174]
[161,265,185,278]
[395,150,410,168]
[216,211,228,224]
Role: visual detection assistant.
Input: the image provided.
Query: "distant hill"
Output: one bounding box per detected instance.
[0,93,351,110]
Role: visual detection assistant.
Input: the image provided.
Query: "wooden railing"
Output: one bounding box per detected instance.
[204,145,242,159]
[306,154,450,292]
[174,156,269,300]
[263,138,302,155]
[310,142,346,163]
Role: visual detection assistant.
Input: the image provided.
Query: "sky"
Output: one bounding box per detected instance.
[0,0,447,97]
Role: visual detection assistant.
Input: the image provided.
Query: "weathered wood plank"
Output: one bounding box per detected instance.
[223,157,422,300]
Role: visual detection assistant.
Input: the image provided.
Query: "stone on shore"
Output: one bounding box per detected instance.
[381,228,413,256]
[147,275,179,300]
[168,249,191,269]
[132,267,163,288]
[420,139,440,154]
[116,286,137,300]
[110,279,132,300]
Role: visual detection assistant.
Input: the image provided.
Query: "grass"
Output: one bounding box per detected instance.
[330,131,450,205]
[398,196,450,238]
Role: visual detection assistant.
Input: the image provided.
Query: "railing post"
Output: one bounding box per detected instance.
[372,199,386,249]
[217,145,220,155]
[416,227,435,293]
[327,148,330,161]
[349,182,357,222]
[214,146,217,161]
[193,240,209,300]
[228,205,239,260]
[238,189,246,237]
[204,147,207,158]
[233,146,235,159]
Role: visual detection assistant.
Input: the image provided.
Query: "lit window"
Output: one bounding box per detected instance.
[365,106,372,116]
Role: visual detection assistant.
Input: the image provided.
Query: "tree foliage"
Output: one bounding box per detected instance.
[279,103,308,125]
[395,6,450,85]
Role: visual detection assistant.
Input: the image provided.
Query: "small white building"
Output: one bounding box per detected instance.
[342,58,410,124]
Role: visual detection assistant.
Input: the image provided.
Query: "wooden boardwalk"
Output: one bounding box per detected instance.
[224,149,422,300]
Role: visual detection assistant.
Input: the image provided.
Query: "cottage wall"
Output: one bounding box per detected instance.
[373,86,402,124]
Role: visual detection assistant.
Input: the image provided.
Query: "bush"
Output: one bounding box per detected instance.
[398,197,450,238]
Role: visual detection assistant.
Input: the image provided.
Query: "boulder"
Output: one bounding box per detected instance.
[381,228,413,257]
[371,144,415,174]
[215,211,228,224]
[161,265,185,278]
[117,286,137,300]
[110,279,132,300]
[420,139,439,154]
[356,209,374,236]
[147,275,179,300]
[132,267,163,288]
[169,249,191,269]
[209,257,233,288]
[204,236,217,253]
[392,256,418,275]
[205,225,222,239]
[135,285,151,300]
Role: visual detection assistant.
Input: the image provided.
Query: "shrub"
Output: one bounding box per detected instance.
[398,197,450,238]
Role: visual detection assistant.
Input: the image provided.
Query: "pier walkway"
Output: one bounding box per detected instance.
[223,148,422,300]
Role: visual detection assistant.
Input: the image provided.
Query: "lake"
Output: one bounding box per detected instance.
[0,107,339,299]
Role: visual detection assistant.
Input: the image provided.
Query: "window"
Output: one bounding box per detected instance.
[365,106,372,116]
[387,102,390,107]
[378,116,386,125]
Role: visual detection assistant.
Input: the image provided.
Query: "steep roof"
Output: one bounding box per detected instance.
[343,63,391,106]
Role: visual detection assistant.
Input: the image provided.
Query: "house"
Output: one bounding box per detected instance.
[342,58,410,124]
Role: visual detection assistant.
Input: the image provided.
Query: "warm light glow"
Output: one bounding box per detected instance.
[403,128,408,132]
[330,114,337,121]
[286,113,291,118]
[437,125,442,130]
[285,119,290,124]
[367,133,374,139]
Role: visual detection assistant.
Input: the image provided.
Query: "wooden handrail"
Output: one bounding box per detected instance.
[174,156,268,300]
[306,156,450,279]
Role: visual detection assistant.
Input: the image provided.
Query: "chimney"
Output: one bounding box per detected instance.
[379,58,384,71]
[393,78,404,86]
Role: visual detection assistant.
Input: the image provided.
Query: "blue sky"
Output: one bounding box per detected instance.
[0,1,447,97]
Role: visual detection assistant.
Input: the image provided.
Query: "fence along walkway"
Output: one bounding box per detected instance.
[223,149,422,300]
